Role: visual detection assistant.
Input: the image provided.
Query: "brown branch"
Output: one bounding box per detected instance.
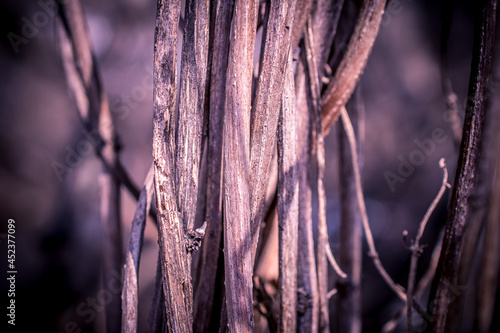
[193,0,233,330]
[152,0,194,331]
[222,0,259,331]
[320,0,387,136]
[121,165,154,333]
[428,1,497,331]
[340,106,407,301]
[175,0,210,234]
[382,230,445,333]
[249,0,297,264]
[303,18,344,332]
[277,51,299,333]
[336,87,363,333]
[295,50,319,333]
[406,159,449,333]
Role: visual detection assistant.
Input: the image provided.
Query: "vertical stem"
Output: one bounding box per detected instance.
[249,0,297,264]
[153,1,193,332]
[222,0,259,331]
[295,60,319,333]
[303,20,333,333]
[277,52,299,333]
[194,0,233,330]
[428,1,497,332]
[336,88,363,333]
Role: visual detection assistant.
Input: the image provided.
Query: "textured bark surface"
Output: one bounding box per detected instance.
[277,53,299,333]
[221,0,259,331]
[321,0,386,135]
[295,60,319,333]
[428,1,497,332]
[194,1,233,331]
[176,0,210,233]
[249,0,297,263]
[152,1,193,332]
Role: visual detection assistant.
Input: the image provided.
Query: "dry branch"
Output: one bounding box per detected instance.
[176,0,210,234]
[249,0,297,264]
[321,0,387,135]
[303,19,344,332]
[428,1,497,331]
[152,0,194,331]
[194,0,233,330]
[221,0,259,331]
[295,60,319,333]
[277,52,299,333]
[336,88,363,333]
[122,165,154,333]
[406,159,449,333]
[340,106,406,301]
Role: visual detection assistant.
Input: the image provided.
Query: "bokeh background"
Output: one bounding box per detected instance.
[0,0,485,332]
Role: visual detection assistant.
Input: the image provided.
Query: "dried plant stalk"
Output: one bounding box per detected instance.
[176,0,210,233]
[122,166,154,333]
[221,0,259,331]
[321,0,387,135]
[249,0,297,263]
[194,0,233,330]
[295,60,319,333]
[152,0,193,331]
[277,52,299,333]
[429,1,497,331]
[336,88,363,333]
[303,19,345,333]
[406,159,449,333]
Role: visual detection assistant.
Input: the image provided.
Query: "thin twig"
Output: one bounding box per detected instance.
[339,106,407,301]
[382,230,444,333]
[303,18,345,332]
[325,244,347,279]
[122,165,154,333]
[327,289,338,300]
[406,159,449,333]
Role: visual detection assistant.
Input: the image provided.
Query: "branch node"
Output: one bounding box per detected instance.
[186,221,208,253]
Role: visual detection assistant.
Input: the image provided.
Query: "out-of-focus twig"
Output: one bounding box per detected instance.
[57,2,125,331]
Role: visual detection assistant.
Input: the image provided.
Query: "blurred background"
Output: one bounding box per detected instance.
[0,0,484,332]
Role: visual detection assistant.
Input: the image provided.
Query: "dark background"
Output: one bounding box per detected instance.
[0,0,486,332]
